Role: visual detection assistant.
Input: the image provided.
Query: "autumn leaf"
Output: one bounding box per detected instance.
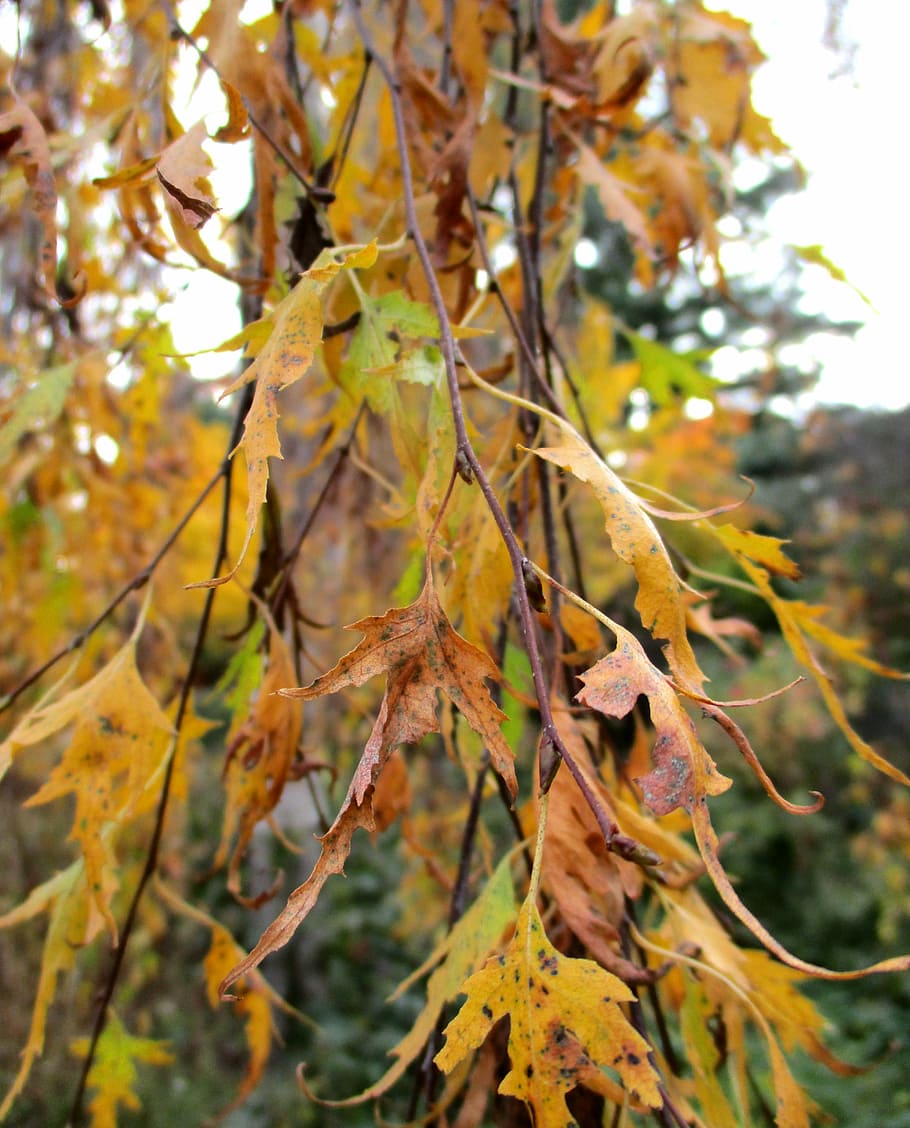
[2,617,174,936]
[214,620,303,906]
[71,1011,173,1128]
[0,94,82,305]
[577,616,730,815]
[219,572,515,994]
[155,880,305,1122]
[0,360,76,465]
[0,859,97,1119]
[435,894,663,1124]
[527,426,706,689]
[155,120,218,230]
[715,525,910,785]
[197,242,378,586]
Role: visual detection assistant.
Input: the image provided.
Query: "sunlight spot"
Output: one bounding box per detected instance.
[475,269,490,291]
[607,449,628,469]
[94,434,120,465]
[700,308,726,338]
[574,238,599,269]
[492,242,516,271]
[685,397,714,420]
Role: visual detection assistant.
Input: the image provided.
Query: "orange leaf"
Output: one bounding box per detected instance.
[435,896,663,1123]
[219,573,515,994]
[215,625,303,906]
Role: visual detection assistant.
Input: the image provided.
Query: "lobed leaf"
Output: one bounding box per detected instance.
[435,895,663,1125]
[220,574,515,994]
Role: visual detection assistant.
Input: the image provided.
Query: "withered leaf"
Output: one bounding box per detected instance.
[220,575,515,994]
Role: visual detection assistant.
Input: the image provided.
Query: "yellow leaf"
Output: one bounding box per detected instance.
[6,626,173,937]
[435,896,663,1124]
[0,860,97,1119]
[71,1011,173,1128]
[723,550,910,787]
[154,880,307,1120]
[528,427,706,689]
[196,242,378,586]
[300,854,516,1105]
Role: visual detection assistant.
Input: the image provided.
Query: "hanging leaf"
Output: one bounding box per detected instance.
[220,572,515,994]
[435,894,663,1124]
[70,1011,173,1128]
[527,426,706,689]
[196,242,378,586]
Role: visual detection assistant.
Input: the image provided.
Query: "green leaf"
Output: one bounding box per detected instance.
[624,330,717,406]
[0,362,76,463]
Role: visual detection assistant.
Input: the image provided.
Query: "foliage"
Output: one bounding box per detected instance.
[0,1,907,1126]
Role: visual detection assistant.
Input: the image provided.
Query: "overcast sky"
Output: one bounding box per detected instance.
[719,0,909,410]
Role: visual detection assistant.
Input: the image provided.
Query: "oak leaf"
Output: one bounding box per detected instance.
[434,895,663,1124]
[220,574,515,994]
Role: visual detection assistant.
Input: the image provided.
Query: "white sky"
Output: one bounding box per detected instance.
[721,0,910,410]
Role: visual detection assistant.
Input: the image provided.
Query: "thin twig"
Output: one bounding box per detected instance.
[68,383,254,1126]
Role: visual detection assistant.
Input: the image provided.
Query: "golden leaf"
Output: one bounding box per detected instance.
[196,242,378,586]
[435,896,663,1124]
[528,427,706,689]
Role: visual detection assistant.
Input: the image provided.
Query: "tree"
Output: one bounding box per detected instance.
[0,2,907,1125]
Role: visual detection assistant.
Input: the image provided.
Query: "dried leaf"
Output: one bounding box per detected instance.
[0,95,79,305]
[220,574,515,994]
[156,121,218,230]
[577,618,730,815]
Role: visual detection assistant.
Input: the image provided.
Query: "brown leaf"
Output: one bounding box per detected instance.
[577,619,730,815]
[220,575,515,994]
[156,121,218,230]
[0,95,83,306]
